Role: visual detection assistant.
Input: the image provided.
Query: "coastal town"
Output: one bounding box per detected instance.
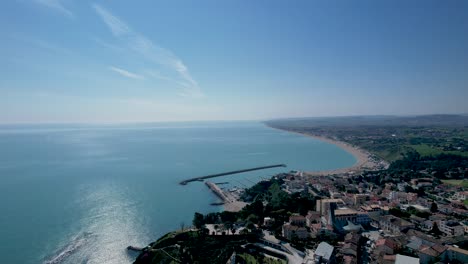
[133,116,468,264]
[134,160,468,263]
[3,0,468,262]
[133,165,468,264]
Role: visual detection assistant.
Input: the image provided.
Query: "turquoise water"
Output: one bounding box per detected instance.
[0,121,355,264]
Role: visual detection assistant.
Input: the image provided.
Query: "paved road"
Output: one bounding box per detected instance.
[260,231,304,264]
[254,243,304,264]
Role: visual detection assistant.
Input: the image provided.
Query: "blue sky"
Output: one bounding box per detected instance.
[1,0,468,123]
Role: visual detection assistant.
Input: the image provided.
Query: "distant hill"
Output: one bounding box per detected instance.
[266,114,468,128]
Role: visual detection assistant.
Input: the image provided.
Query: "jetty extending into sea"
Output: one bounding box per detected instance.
[179,164,286,185]
[204,181,248,212]
[205,181,234,203]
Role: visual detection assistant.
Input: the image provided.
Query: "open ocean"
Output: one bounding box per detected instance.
[0,121,355,264]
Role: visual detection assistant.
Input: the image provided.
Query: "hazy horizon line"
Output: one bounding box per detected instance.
[1,113,467,126]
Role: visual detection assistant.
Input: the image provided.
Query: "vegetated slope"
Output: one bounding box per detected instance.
[134,231,256,264]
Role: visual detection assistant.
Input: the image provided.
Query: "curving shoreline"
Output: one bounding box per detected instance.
[266,126,384,176]
[219,125,385,212]
[300,133,376,175]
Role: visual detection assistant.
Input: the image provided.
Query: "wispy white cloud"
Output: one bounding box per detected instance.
[92,3,204,97]
[92,4,129,36]
[33,0,74,18]
[109,66,145,80]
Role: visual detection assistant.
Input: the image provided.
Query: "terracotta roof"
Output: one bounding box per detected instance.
[376,238,398,250]
[310,223,321,230]
[432,244,448,254]
[335,208,358,215]
[342,255,357,264]
[419,246,439,257]
[290,215,305,221]
[419,244,447,257]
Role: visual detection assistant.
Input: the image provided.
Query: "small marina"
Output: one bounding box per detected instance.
[205,181,247,212]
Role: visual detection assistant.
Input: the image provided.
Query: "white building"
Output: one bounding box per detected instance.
[314,242,335,263]
[438,220,465,237]
[388,191,398,201]
[453,191,468,201]
[395,254,419,264]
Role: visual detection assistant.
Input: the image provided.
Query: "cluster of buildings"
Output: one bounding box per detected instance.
[202,170,468,264]
[274,171,468,263]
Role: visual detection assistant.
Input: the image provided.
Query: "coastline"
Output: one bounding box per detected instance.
[217,124,386,211]
[267,126,384,176]
[300,133,376,176]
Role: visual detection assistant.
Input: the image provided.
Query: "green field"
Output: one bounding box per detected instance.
[407,144,468,157]
[441,179,468,188]
[374,149,404,162]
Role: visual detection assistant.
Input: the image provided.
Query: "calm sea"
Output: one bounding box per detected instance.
[0,121,355,264]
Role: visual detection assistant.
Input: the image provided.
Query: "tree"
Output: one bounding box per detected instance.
[405,185,416,193]
[193,212,205,229]
[239,228,250,235]
[231,226,237,235]
[417,188,427,197]
[224,222,233,235]
[389,207,410,218]
[431,222,443,238]
[246,214,259,224]
[220,211,237,223]
[246,222,256,231]
[430,202,438,213]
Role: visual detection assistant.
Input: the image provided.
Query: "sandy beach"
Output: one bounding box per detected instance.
[224,201,248,212]
[268,126,385,176]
